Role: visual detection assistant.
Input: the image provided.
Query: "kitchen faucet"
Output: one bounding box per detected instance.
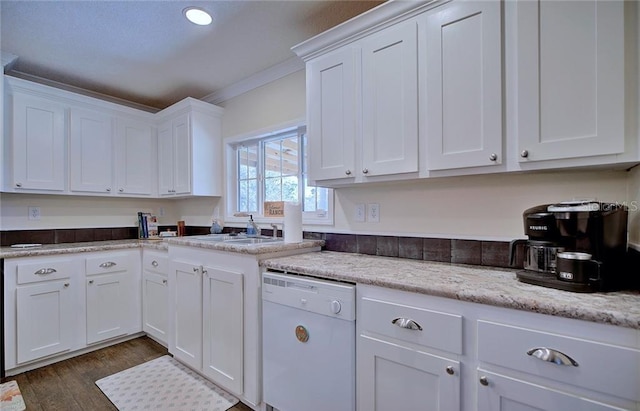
[270,224,279,239]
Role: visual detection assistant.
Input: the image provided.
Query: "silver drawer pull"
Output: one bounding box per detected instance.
[151,260,159,267]
[34,268,57,275]
[162,279,167,284]
[99,261,117,268]
[527,347,579,366]
[392,317,423,331]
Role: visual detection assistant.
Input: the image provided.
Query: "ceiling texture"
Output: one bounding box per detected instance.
[1,0,383,111]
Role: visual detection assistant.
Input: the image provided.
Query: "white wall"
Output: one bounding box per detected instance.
[0,193,222,230]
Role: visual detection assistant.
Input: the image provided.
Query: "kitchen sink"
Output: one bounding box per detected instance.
[187,234,282,244]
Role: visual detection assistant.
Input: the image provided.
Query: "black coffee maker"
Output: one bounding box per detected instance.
[510,201,629,292]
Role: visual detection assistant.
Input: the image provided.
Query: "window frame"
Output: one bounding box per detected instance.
[224,119,334,226]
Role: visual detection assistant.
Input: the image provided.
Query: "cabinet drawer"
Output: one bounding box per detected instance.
[360,296,462,354]
[478,320,640,402]
[17,259,75,284]
[86,253,130,275]
[142,252,168,275]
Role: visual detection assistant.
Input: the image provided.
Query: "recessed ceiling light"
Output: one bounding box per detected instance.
[184,7,212,26]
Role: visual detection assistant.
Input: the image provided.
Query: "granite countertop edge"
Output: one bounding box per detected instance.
[0,238,324,258]
[260,251,640,330]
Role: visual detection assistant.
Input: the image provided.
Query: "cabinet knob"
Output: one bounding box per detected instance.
[193,267,199,272]
[489,153,498,161]
[520,150,529,158]
[119,188,124,193]
[99,261,117,268]
[345,170,352,176]
[151,260,159,267]
[362,168,369,174]
[15,182,22,188]
[64,283,70,288]
[479,376,489,386]
[446,366,455,375]
[162,279,167,284]
[88,280,94,284]
[106,187,111,192]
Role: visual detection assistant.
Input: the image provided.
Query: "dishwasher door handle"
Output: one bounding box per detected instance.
[392,317,423,331]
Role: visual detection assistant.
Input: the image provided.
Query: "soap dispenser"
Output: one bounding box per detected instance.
[246,215,260,237]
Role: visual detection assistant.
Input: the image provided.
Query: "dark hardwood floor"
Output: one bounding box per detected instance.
[4,336,252,411]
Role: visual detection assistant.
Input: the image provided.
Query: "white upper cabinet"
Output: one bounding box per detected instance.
[69,107,114,194]
[156,98,224,197]
[361,20,419,177]
[3,76,222,198]
[7,91,66,191]
[422,1,503,171]
[515,0,626,163]
[306,48,357,181]
[114,117,155,196]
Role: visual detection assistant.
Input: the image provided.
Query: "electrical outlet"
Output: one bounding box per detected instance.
[28,206,41,221]
[158,207,165,217]
[355,204,366,222]
[367,203,380,223]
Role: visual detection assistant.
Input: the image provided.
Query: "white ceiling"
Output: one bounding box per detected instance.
[1,0,383,110]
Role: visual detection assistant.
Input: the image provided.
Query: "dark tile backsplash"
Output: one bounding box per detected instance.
[4,225,638,272]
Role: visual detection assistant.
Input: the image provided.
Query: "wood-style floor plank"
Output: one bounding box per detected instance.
[4,336,252,411]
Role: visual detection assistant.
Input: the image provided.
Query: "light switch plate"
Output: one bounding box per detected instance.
[355,204,366,222]
[367,203,380,223]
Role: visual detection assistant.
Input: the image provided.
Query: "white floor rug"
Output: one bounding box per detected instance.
[0,380,26,411]
[95,355,239,411]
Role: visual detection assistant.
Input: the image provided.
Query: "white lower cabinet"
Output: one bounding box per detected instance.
[202,266,244,394]
[477,370,626,411]
[357,286,462,411]
[358,336,460,411]
[142,250,169,345]
[3,250,143,375]
[85,251,141,345]
[16,277,75,364]
[169,248,244,396]
[356,284,640,411]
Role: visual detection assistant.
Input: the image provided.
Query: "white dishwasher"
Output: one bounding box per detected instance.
[262,271,356,411]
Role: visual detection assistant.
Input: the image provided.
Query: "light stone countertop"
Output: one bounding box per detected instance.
[165,236,323,255]
[0,236,323,259]
[260,251,640,330]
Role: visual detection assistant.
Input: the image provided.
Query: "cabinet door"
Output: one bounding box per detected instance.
[357,335,460,411]
[516,0,624,162]
[86,273,128,344]
[16,280,73,363]
[114,118,154,196]
[202,266,243,394]
[170,261,203,370]
[307,48,357,181]
[173,113,191,195]
[477,370,625,411]
[362,20,418,176]
[142,271,168,345]
[69,107,114,193]
[423,1,502,170]
[157,121,175,196]
[11,93,66,191]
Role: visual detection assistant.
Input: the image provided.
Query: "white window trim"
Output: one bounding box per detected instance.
[224,119,334,227]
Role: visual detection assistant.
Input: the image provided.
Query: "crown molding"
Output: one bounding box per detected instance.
[1,51,19,70]
[202,56,304,105]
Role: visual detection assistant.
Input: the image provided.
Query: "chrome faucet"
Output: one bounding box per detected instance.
[270,224,279,239]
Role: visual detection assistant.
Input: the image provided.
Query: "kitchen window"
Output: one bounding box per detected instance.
[227,124,333,225]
